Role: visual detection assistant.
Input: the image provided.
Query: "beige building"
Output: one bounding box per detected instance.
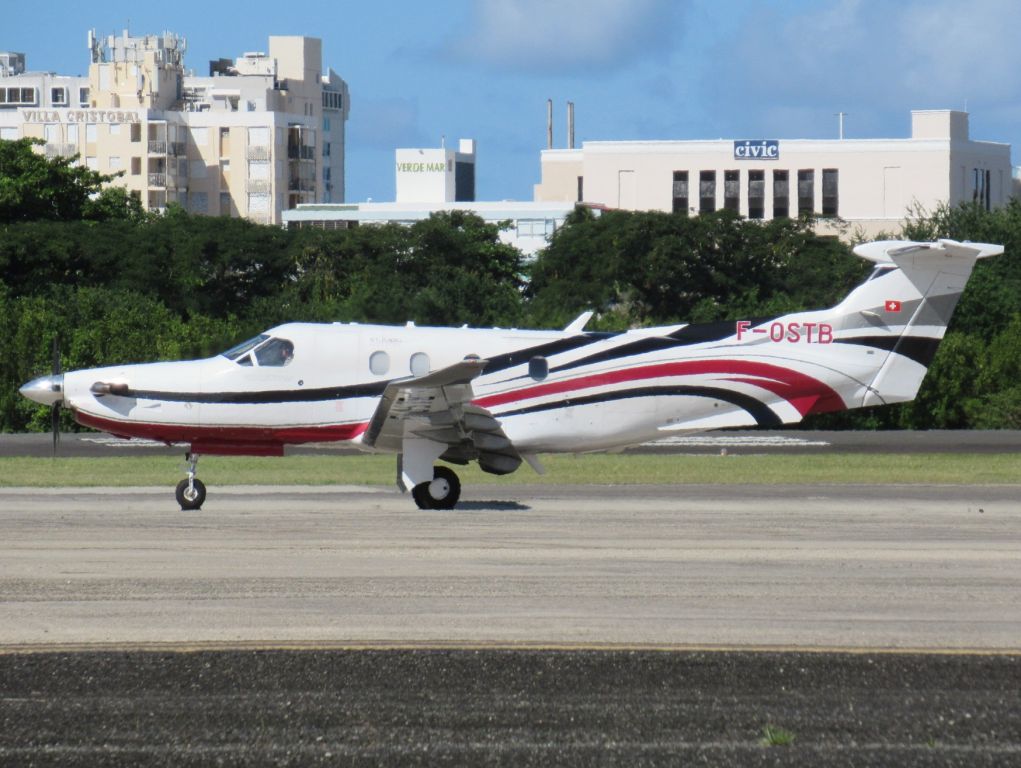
[534,110,1012,237]
[0,30,349,224]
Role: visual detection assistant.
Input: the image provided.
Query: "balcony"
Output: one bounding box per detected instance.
[247,179,271,194]
[148,173,167,188]
[169,142,186,157]
[148,141,167,155]
[45,144,78,158]
[247,146,271,161]
[287,145,315,160]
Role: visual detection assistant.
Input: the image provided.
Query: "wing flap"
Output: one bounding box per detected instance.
[362,358,523,475]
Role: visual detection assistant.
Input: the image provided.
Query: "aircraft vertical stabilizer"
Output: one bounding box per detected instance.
[848,240,1002,407]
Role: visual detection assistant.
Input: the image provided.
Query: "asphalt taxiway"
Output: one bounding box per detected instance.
[1,482,1018,648]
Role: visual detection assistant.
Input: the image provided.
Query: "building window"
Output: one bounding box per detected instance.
[190,191,208,214]
[577,176,584,202]
[748,170,765,219]
[50,87,68,106]
[773,170,789,218]
[79,87,90,106]
[0,87,37,105]
[822,169,839,217]
[220,192,232,216]
[672,171,689,215]
[797,169,814,216]
[973,168,991,210]
[130,123,141,142]
[322,91,343,110]
[109,156,122,170]
[724,170,740,212]
[699,170,716,214]
[131,157,141,175]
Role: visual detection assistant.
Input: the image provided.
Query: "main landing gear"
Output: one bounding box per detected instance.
[175,452,206,511]
[411,466,461,510]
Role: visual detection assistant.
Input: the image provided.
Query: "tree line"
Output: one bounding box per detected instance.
[1,137,1019,431]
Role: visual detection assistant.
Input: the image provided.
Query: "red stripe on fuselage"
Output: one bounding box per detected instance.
[474,360,845,416]
[73,410,368,454]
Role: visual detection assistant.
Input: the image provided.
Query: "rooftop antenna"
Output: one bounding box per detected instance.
[546,98,553,149]
[835,111,847,140]
[567,101,575,149]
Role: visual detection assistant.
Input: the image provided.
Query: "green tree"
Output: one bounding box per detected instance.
[526,208,866,329]
[0,138,115,222]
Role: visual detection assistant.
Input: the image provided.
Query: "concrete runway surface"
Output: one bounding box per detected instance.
[2,483,1020,765]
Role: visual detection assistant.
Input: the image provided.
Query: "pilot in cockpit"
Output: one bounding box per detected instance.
[254,338,294,367]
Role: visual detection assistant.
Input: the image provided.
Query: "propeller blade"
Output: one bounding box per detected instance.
[51,403,60,456]
[51,337,61,456]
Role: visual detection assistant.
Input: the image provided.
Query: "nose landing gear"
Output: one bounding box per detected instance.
[175,453,206,510]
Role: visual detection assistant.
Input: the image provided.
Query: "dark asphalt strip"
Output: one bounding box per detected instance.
[0,649,1018,767]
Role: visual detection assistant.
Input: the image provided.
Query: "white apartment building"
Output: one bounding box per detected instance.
[395,139,476,203]
[0,30,349,224]
[534,110,1013,237]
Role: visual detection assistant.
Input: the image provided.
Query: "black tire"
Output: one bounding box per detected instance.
[412,482,435,510]
[175,478,206,510]
[429,466,461,510]
[411,466,461,510]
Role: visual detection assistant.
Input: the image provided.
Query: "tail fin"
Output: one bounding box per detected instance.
[841,239,1002,407]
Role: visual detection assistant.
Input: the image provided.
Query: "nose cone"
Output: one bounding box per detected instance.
[19,374,64,406]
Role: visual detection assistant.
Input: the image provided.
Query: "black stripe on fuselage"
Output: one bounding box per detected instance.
[117,380,390,405]
[549,319,762,374]
[493,385,783,428]
[482,333,615,376]
[835,336,941,367]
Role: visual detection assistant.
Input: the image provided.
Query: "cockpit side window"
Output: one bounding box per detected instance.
[254,338,295,367]
[222,335,268,361]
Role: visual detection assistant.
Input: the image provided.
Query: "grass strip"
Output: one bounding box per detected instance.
[1,452,1020,488]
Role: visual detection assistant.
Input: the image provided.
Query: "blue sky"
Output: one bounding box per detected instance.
[6,0,1021,203]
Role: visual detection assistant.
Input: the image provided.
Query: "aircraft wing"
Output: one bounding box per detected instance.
[362,359,522,475]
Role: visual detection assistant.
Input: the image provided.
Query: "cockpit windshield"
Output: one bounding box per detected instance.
[220,335,295,367]
[221,335,268,361]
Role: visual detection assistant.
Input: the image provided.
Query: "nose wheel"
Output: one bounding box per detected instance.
[412,466,461,510]
[176,453,206,510]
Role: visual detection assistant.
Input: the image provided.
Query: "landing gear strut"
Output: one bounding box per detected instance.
[411,466,461,510]
[175,452,206,510]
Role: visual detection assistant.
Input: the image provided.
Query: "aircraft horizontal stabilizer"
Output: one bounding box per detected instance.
[853,239,1003,264]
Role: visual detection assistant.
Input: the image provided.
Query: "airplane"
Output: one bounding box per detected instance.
[19,238,1002,510]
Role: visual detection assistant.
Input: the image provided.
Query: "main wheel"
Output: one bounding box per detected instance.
[411,466,461,510]
[175,478,206,510]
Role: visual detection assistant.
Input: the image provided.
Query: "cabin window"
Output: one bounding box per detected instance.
[254,338,295,367]
[410,352,430,377]
[529,356,548,381]
[369,351,390,375]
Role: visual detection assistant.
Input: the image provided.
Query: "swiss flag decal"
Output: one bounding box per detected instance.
[885,300,902,312]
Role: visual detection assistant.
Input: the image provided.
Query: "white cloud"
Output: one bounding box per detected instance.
[702,0,1021,138]
[440,0,680,75]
